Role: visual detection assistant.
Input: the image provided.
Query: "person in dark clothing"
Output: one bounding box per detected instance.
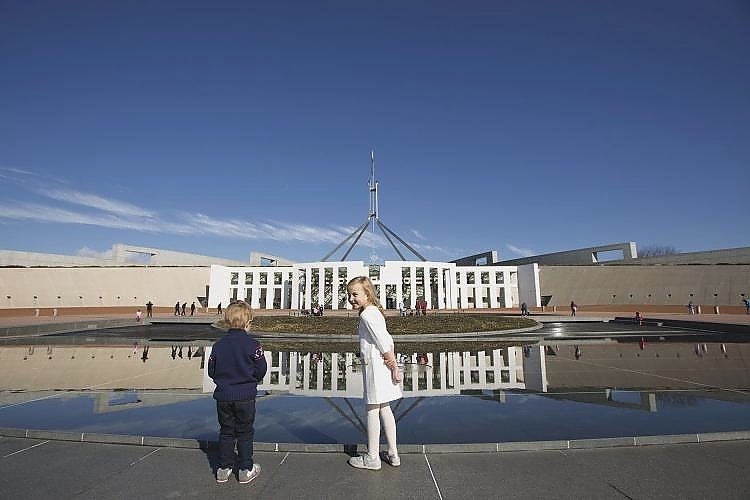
[181,302,187,316]
[146,301,153,318]
[208,300,267,485]
[190,302,196,316]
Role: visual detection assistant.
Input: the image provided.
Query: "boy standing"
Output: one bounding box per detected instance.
[208,300,267,484]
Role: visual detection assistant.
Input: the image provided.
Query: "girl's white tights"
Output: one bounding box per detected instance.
[366,403,398,459]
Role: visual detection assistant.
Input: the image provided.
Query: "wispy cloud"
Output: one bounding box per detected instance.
[0,203,163,232]
[0,169,443,256]
[75,246,114,259]
[41,189,156,218]
[0,169,344,242]
[506,244,536,258]
[0,166,35,183]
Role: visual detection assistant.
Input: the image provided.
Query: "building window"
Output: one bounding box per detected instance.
[369,265,380,281]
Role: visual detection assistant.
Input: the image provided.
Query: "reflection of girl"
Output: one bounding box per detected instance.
[346,276,402,470]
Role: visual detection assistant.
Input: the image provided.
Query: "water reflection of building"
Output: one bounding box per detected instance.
[541,342,750,412]
[0,345,205,391]
[544,342,750,391]
[202,346,549,396]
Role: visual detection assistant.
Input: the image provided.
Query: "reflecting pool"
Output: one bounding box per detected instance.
[2,338,750,444]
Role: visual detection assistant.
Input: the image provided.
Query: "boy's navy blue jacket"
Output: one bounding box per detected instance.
[208,329,268,401]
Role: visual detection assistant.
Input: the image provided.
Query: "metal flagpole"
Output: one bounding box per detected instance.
[321,149,426,262]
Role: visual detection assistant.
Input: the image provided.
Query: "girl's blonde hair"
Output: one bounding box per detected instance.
[224,300,253,329]
[347,276,385,316]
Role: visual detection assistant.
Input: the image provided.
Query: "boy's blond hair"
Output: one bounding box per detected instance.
[347,276,385,316]
[224,300,253,329]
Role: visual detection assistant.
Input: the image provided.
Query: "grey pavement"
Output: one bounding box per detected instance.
[2,433,750,499]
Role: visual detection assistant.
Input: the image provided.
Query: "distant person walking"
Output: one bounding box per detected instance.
[191,302,196,316]
[174,301,180,316]
[570,301,577,317]
[217,302,223,315]
[687,301,695,315]
[744,298,750,314]
[181,302,187,316]
[521,302,529,316]
[146,301,153,318]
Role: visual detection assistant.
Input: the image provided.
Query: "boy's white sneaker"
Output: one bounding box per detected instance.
[348,453,381,470]
[216,467,233,483]
[238,463,261,484]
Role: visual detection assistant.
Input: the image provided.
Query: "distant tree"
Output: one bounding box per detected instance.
[638,245,679,258]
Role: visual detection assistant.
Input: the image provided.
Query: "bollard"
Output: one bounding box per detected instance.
[553,305,557,312]
[696,305,702,314]
[714,305,720,314]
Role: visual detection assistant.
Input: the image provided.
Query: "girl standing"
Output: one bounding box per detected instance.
[346,276,402,470]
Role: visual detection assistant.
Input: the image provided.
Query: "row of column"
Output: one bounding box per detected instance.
[219,263,520,311]
[253,348,533,397]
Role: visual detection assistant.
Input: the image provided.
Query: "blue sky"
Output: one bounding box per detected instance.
[1,1,748,264]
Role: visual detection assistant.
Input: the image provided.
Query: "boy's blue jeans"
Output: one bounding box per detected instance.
[216,399,256,470]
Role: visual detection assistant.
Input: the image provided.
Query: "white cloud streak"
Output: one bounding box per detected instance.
[506,244,536,258]
[41,189,156,218]
[0,169,446,256]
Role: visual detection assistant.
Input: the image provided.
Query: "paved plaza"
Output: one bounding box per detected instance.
[2,433,750,499]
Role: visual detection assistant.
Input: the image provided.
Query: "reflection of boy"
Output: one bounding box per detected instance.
[208,301,267,485]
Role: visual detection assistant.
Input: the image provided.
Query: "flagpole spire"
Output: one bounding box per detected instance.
[321,149,426,262]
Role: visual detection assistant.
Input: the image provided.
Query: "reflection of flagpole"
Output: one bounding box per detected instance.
[324,397,366,433]
[323,396,428,436]
[391,397,425,424]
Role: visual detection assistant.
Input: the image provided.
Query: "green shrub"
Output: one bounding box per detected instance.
[247,314,535,335]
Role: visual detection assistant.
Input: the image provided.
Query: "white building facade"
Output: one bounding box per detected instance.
[203,346,548,397]
[208,260,540,311]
